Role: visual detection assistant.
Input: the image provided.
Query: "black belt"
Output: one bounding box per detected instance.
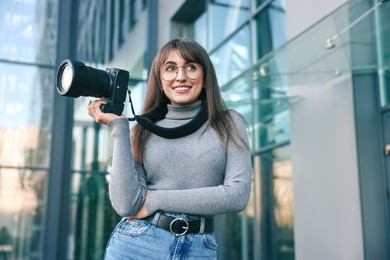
[143,213,214,236]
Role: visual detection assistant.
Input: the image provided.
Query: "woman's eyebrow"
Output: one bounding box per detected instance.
[163,61,178,65]
[163,60,194,66]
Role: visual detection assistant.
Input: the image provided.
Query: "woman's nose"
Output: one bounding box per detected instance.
[175,67,186,80]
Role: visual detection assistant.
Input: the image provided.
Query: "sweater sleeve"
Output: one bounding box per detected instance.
[146,112,253,216]
[107,118,147,217]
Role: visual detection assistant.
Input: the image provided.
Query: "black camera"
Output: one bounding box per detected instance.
[56,59,129,115]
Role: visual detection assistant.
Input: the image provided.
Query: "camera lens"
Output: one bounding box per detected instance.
[59,64,73,93]
[56,59,111,98]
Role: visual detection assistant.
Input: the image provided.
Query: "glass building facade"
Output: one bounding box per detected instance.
[0,0,389,259]
[0,0,58,259]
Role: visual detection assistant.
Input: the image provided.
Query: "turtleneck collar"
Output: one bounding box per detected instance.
[165,100,202,120]
[133,100,208,139]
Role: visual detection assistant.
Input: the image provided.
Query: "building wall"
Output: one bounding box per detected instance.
[286,0,347,40]
[108,9,147,75]
[157,0,185,46]
[289,74,364,260]
[284,2,366,257]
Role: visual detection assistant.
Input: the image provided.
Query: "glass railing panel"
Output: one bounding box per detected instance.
[259,3,353,87]
[222,64,291,150]
[222,0,389,150]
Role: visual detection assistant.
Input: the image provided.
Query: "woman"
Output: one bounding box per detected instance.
[88,38,252,259]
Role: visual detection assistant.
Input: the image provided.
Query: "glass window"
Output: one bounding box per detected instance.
[378,3,390,106]
[0,63,53,167]
[194,12,207,49]
[0,0,58,65]
[210,25,251,86]
[220,67,253,137]
[252,145,294,260]
[254,0,287,59]
[0,167,48,260]
[171,1,207,49]
[130,0,144,26]
[172,12,207,49]
[0,0,57,259]
[209,0,251,50]
[68,169,119,260]
[0,64,54,260]
[256,0,266,8]
[68,120,119,259]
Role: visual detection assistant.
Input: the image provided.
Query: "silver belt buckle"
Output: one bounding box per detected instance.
[169,217,189,236]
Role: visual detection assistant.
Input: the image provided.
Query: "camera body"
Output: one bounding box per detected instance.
[56,59,129,116]
[100,67,129,115]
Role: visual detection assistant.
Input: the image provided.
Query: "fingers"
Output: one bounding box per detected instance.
[87,99,122,125]
[87,99,108,124]
[88,99,106,108]
[88,99,103,116]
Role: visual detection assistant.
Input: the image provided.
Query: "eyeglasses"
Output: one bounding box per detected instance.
[160,63,203,81]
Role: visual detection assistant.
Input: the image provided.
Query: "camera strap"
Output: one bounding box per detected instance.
[127,90,208,139]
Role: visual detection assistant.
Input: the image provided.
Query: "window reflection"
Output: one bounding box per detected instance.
[252,145,294,260]
[68,171,118,260]
[194,12,207,49]
[0,167,48,259]
[0,64,53,259]
[378,4,390,106]
[0,0,57,65]
[255,0,287,59]
[0,63,53,167]
[210,25,251,86]
[272,148,294,258]
[0,1,57,258]
[209,0,250,50]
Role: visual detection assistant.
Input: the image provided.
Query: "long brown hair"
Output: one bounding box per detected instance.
[132,38,248,162]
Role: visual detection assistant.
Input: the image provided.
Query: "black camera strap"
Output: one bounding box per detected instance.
[127,90,208,139]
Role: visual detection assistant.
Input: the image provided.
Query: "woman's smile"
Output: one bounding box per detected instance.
[173,84,192,93]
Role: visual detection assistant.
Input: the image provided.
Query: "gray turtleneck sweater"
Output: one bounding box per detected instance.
[107,101,252,217]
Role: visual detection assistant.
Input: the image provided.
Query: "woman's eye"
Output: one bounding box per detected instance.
[165,66,176,72]
[186,64,197,71]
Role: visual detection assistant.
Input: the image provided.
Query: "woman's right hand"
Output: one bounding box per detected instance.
[127,190,150,220]
[87,99,123,125]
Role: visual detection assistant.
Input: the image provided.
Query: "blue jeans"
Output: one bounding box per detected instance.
[104,213,218,259]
